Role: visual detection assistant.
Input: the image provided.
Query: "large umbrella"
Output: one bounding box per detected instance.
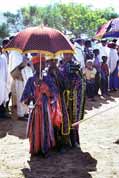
[103,17,119,38]
[95,18,119,39]
[5,26,74,57]
[95,20,111,39]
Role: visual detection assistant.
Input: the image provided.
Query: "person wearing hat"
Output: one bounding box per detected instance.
[9,50,30,120]
[21,54,62,156]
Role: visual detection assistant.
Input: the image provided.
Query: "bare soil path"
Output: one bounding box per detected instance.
[0,91,119,178]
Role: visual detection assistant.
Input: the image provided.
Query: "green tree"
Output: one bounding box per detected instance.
[3,3,119,38]
[100,7,118,20]
[3,11,23,33]
[20,6,43,27]
[42,4,64,30]
[0,23,9,38]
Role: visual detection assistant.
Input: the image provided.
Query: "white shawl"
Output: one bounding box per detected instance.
[108,48,118,74]
[0,54,9,105]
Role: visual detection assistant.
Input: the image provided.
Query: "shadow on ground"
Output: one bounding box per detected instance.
[85,91,119,111]
[22,149,97,178]
[0,119,27,139]
[0,91,118,139]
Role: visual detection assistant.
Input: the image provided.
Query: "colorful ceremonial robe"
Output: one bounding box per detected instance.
[48,66,70,135]
[60,60,86,146]
[21,74,62,155]
[61,60,86,128]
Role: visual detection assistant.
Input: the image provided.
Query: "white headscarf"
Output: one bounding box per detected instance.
[9,51,23,72]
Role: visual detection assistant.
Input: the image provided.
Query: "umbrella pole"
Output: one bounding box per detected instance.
[39,53,42,80]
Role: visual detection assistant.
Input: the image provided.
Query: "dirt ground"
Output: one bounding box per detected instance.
[0,91,119,178]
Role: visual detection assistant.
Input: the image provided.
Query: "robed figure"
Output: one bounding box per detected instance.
[21,56,62,156]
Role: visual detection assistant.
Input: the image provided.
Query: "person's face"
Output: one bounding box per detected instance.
[113,45,116,49]
[103,58,107,63]
[94,50,99,55]
[102,42,107,46]
[33,61,46,73]
[63,53,73,62]
[49,59,57,68]
[86,62,93,69]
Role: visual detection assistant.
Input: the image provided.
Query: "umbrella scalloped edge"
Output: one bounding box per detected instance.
[3,48,74,58]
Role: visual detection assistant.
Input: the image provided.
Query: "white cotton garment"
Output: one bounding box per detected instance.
[108,48,118,73]
[21,65,33,87]
[9,51,23,72]
[15,79,28,117]
[0,54,9,105]
[99,45,110,63]
[74,42,85,69]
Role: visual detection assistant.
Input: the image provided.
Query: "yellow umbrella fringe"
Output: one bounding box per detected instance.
[3,48,74,58]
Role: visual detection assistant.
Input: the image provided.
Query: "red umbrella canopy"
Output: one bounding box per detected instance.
[5,26,74,57]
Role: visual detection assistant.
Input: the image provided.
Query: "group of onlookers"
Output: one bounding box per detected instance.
[0,35,119,157]
[73,38,119,101]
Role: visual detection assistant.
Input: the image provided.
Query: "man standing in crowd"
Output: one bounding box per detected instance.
[61,53,86,149]
[99,39,109,63]
[74,38,85,70]
[9,51,31,120]
[0,46,9,118]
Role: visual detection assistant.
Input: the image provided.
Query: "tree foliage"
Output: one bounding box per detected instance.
[0,23,9,38]
[1,3,119,39]
[4,11,23,33]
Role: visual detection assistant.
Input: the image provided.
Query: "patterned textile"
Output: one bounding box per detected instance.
[48,66,70,135]
[28,82,55,155]
[21,74,62,155]
[61,61,86,126]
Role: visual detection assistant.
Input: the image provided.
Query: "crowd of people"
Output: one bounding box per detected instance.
[0,36,119,157]
[74,38,119,100]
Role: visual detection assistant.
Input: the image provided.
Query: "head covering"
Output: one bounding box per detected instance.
[86,59,93,65]
[9,51,23,72]
[31,56,46,64]
[101,39,107,43]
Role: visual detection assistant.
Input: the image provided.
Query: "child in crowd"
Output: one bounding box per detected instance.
[84,60,97,101]
[101,56,109,96]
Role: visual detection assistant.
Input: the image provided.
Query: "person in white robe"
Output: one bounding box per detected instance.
[9,51,32,119]
[0,51,9,118]
[2,38,12,114]
[99,39,109,63]
[108,43,119,91]
[21,56,33,87]
[74,38,85,70]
